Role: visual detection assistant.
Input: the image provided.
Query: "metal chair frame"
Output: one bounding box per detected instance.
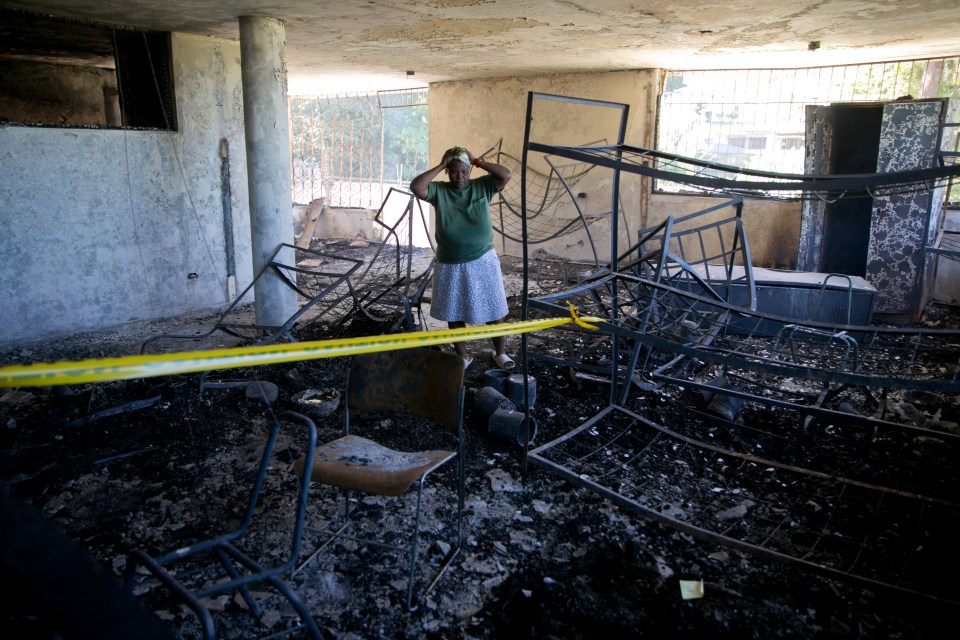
[296,348,465,611]
[124,411,322,640]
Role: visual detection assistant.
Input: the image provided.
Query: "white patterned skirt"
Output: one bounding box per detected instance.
[430,248,509,324]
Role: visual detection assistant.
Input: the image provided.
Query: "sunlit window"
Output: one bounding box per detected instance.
[656,59,960,204]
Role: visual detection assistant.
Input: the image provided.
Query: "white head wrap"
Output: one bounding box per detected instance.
[446,147,470,167]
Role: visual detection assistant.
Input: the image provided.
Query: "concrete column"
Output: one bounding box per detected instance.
[239,15,297,327]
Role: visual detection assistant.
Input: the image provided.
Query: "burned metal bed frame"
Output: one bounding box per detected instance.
[483,137,623,266]
[526,229,960,607]
[140,243,364,353]
[342,187,436,333]
[518,91,960,607]
[529,271,960,404]
[529,403,960,607]
[141,188,436,353]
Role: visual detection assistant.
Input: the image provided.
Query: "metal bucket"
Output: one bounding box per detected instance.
[474,386,516,422]
[488,409,538,447]
[483,368,512,394]
[506,373,536,410]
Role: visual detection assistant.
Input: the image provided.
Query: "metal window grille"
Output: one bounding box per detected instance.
[377,87,429,109]
[290,89,428,209]
[657,58,960,203]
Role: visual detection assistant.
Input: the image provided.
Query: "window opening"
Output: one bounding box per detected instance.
[0,8,176,130]
[657,58,960,204]
[290,88,428,208]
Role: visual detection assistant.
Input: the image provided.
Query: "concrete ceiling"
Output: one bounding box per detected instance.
[2,0,960,94]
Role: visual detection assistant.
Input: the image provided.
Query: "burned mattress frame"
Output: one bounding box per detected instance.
[519,92,960,607]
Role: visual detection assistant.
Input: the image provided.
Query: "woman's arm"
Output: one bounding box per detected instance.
[471,154,512,191]
[409,161,445,199]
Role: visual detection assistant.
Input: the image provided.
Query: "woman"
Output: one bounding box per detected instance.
[410,146,514,370]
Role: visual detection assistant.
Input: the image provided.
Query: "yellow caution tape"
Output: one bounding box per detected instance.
[0,311,602,388]
[567,301,600,330]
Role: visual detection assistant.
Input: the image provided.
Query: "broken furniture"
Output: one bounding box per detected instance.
[123,411,322,639]
[526,195,755,404]
[345,188,436,333]
[528,231,960,607]
[800,98,949,324]
[518,91,960,607]
[140,243,363,353]
[529,402,960,608]
[294,348,465,611]
[482,136,623,267]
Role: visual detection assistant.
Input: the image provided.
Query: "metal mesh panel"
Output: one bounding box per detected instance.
[377,88,428,109]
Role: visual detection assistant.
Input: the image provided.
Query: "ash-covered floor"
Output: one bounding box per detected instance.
[2,251,958,639]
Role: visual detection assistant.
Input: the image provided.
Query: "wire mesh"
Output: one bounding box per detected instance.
[529,404,960,606]
[376,88,428,109]
[530,272,960,392]
[479,139,617,263]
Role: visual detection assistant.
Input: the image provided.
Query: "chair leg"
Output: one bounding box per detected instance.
[293,520,349,577]
[213,547,261,618]
[418,461,464,601]
[405,480,428,612]
[293,489,353,577]
[266,576,325,639]
[457,448,465,543]
[403,469,465,612]
[124,550,217,640]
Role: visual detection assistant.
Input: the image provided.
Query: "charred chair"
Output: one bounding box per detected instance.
[294,348,466,611]
[124,411,322,640]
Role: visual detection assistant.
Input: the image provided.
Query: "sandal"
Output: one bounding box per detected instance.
[492,353,515,371]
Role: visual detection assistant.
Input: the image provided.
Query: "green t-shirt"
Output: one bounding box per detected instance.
[426,174,498,264]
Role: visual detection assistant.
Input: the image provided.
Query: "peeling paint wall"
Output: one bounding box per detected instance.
[0,33,252,346]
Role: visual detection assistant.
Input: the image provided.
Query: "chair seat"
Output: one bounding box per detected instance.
[300,434,455,497]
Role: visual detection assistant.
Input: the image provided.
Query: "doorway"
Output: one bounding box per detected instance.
[819,104,882,276]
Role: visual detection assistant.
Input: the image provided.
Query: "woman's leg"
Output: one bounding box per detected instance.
[488,318,506,357]
[448,321,468,359]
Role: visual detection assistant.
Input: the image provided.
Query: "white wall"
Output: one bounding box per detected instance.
[0,33,253,347]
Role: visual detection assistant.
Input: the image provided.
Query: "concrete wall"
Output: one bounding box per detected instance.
[293,204,376,242]
[428,71,803,269]
[647,194,801,269]
[0,33,253,347]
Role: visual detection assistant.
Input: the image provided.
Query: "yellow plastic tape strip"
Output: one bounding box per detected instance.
[0,313,603,388]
